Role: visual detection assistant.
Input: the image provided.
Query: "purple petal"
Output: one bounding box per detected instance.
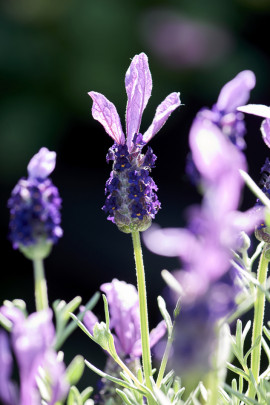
[143,92,181,144]
[88,91,125,144]
[261,119,270,148]
[216,70,256,113]
[27,148,56,179]
[237,104,270,119]
[132,320,167,357]
[143,224,197,260]
[44,351,69,405]
[101,279,141,356]
[0,330,18,405]
[125,53,152,151]
[189,116,246,183]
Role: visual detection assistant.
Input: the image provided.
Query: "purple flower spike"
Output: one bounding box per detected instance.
[89,53,180,232]
[8,147,62,258]
[238,104,270,149]
[27,147,56,179]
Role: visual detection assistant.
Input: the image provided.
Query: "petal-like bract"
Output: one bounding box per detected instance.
[89,91,125,145]
[27,147,56,179]
[189,116,246,183]
[143,92,181,144]
[237,103,270,119]
[125,53,152,151]
[216,70,256,113]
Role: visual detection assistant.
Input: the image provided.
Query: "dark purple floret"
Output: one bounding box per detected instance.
[143,147,157,168]
[102,143,160,232]
[8,177,62,250]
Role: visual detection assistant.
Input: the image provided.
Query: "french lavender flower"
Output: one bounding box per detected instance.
[83,279,166,359]
[89,52,180,233]
[143,71,263,382]
[7,147,63,260]
[82,279,166,405]
[0,306,69,405]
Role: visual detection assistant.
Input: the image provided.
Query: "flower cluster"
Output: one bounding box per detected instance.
[89,52,180,232]
[82,279,166,359]
[7,148,62,259]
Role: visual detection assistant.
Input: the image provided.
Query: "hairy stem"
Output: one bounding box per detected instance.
[33,258,48,311]
[248,247,269,399]
[131,231,155,404]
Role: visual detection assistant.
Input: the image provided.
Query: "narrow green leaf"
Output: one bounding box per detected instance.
[80,386,93,402]
[226,362,250,381]
[102,294,110,330]
[84,360,146,395]
[244,335,261,364]
[0,312,12,331]
[115,389,133,405]
[62,296,82,321]
[67,385,82,405]
[66,355,85,385]
[157,296,173,337]
[224,383,259,405]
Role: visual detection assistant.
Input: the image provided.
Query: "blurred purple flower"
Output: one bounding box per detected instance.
[143,72,263,378]
[89,53,180,232]
[140,9,233,69]
[83,279,166,359]
[0,330,18,405]
[0,307,68,405]
[8,147,63,253]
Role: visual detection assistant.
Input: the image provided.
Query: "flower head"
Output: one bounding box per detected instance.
[8,148,63,259]
[89,53,180,232]
[83,279,166,359]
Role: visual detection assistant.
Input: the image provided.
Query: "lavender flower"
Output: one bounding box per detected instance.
[143,71,263,380]
[83,279,166,359]
[0,307,68,405]
[89,53,180,233]
[8,147,63,259]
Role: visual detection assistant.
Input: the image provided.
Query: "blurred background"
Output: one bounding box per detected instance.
[1,0,270,392]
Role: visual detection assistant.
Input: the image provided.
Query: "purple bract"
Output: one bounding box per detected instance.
[89,53,180,232]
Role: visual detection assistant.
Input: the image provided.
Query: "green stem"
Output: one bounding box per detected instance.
[248,248,269,399]
[156,338,172,388]
[131,231,155,404]
[33,258,48,311]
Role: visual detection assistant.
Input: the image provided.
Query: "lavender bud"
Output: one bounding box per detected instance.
[7,148,62,259]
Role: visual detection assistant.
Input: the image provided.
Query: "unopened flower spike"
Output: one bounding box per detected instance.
[8,147,63,260]
[89,52,181,233]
